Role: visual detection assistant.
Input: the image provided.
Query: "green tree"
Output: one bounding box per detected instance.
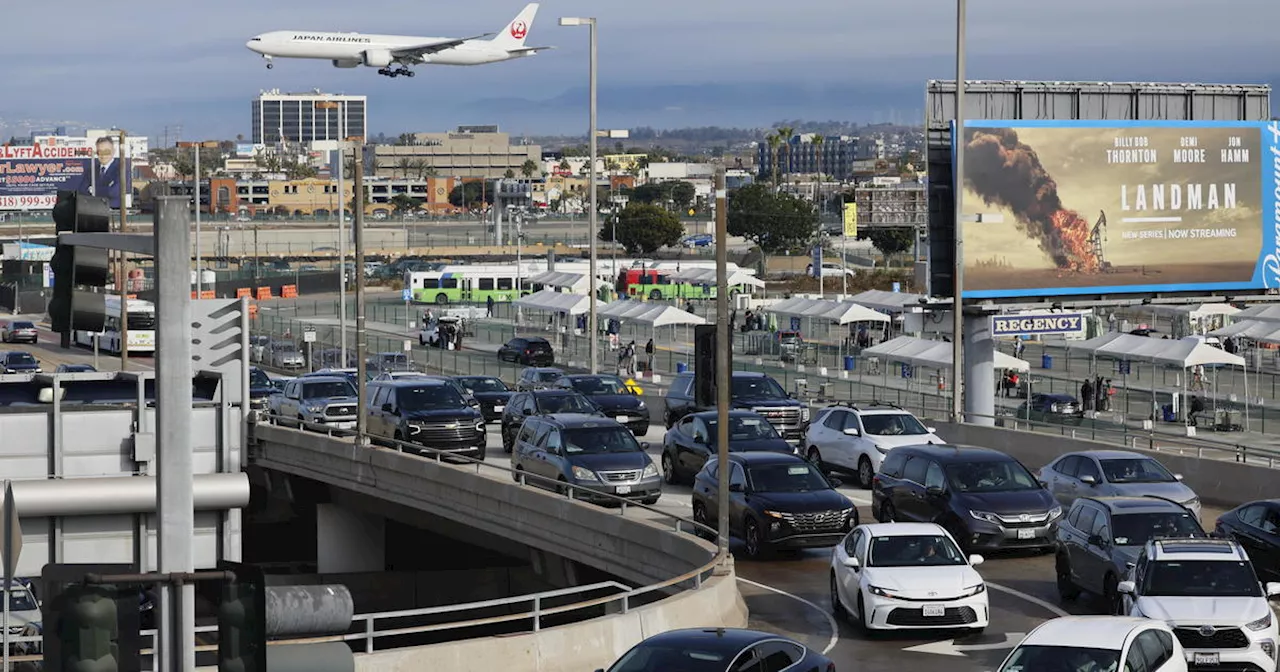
[727,183,817,254]
[668,181,695,210]
[557,158,571,172]
[600,203,684,254]
[448,181,494,208]
[860,228,916,256]
[765,133,782,187]
[520,158,539,178]
[391,193,422,213]
[504,168,516,178]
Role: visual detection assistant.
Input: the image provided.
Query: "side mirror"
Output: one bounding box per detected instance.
[380,403,393,413]
[693,433,706,443]
[1080,474,1098,486]
[828,477,843,488]
[728,483,744,493]
[522,408,533,416]
[969,554,984,566]
[925,485,945,497]
[926,426,937,433]
[1117,580,1136,595]
[842,427,860,437]
[1088,534,1107,548]
[1174,473,1185,481]
[640,442,651,451]
[842,556,860,569]
[1266,582,1280,598]
[1126,561,1136,570]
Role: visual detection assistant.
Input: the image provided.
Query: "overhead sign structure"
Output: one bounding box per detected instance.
[992,312,1086,336]
[954,120,1279,299]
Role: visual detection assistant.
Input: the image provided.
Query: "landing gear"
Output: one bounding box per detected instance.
[264,56,273,69]
[377,67,415,78]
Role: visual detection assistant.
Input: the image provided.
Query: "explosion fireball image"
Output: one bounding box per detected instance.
[964,128,1099,273]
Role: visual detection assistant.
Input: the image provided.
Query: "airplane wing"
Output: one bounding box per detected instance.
[507,46,553,55]
[391,33,493,59]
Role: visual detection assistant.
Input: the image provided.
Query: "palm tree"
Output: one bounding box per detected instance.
[409,159,428,179]
[775,126,795,187]
[520,158,539,179]
[396,157,413,178]
[765,133,782,188]
[811,134,825,206]
[557,158,571,172]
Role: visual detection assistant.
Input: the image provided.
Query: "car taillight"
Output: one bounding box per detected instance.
[827,663,836,672]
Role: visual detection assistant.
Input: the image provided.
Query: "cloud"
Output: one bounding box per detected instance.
[2,0,1278,136]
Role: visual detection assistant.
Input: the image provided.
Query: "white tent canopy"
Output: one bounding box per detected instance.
[863,336,1030,372]
[1209,319,1280,339]
[598,301,708,327]
[1229,304,1280,323]
[1071,333,1245,368]
[513,289,591,316]
[1149,303,1240,319]
[767,297,890,325]
[848,289,924,313]
[667,267,765,289]
[526,271,588,292]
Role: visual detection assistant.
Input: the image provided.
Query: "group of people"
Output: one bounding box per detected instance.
[615,339,656,377]
[1079,376,1113,412]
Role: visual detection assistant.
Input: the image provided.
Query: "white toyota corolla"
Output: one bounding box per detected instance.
[830,522,989,632]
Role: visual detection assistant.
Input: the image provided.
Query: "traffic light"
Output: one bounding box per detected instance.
[694,324,717,407]
[40,563,141,672]
[49,190,112,345]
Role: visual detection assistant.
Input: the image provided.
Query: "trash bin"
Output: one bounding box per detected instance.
[843,355,856,371]
[1041,354,1053,370]
[676,362,688,373]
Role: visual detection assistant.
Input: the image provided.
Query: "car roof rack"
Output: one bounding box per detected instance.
[826,400,902,411]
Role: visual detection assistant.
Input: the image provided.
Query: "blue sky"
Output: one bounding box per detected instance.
[3,0,1278,140]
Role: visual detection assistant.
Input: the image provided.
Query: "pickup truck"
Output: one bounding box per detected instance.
[268,375,360,430]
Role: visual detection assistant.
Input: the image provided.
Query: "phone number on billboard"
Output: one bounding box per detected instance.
[0,195,56,209]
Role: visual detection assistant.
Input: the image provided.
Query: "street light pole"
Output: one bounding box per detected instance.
[561,15,599,374]
[950,0,967,422]
[194,145,201,295]
[354,149,369,443]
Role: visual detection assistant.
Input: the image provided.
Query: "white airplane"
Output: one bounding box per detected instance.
[245,3,550,78]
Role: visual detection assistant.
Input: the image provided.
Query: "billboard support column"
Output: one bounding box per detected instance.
[963,314,995,426]
[950,0,967,422]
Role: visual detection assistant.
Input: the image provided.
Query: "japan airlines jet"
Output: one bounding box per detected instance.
[246,3,550,78]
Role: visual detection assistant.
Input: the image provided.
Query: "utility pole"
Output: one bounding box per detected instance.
[354,151,368,443]
[714,167,731,563]
[194,144,201,295]
[339,126,349,365]
[118,130,130,371]
[587,17,599,375]
[950,0,967,422]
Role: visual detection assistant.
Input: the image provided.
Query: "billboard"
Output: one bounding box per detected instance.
[955,120,1279,298]
[0,145,92,210]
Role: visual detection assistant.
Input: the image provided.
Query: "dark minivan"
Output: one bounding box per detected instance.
[511,415,661,505]
[498,336,555,366]
[871,444,1062,553]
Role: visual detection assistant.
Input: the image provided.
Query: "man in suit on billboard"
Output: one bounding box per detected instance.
[74,136,130,210]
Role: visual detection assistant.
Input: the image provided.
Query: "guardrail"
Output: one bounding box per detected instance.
[249,410,724,653]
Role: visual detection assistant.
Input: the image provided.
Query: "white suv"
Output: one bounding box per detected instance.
[1118,537,1280,672]
[805,403,944,488]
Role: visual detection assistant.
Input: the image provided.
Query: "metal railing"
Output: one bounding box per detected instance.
[249,411,723,653]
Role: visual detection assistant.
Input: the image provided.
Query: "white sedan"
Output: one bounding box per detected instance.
[830,522,989,632]
[997,616,1188,672]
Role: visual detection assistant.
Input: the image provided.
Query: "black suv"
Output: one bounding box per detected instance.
[499,389,603,452]
[365,378,485,460]
[871,444,1062,553]
[0,351,41,374]
[453,375,514,423]
[516,367,565,391]
[553,374,650,435]
[498,336,555,366]
[1055,496,1205,612]
[247,366,275,416]
[664,371,809,441]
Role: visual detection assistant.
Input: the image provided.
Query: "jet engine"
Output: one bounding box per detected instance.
[361,49,394,67]
[332,59,360,68]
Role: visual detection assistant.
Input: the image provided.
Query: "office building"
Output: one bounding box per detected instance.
[757,133,859,180]
[251,89,367,145]
[367,126,541,180]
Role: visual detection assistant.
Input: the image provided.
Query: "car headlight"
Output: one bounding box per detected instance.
[474,421,485,431]
[868,585,898,598]
[763,510,786,519]
[874,444,891,454]
[636,400,646,410]
[307,405,324,413]
[960,583,986,597]
[1183,497,1200,509]
[1048,506,1063,520]
[571,466,599,481]
[970,510,1002,525]
[800,407,810,422]
[1246,612,1273,631]
[641,463,658,479]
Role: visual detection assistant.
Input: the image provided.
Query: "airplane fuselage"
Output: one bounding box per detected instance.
[248,31,522,66]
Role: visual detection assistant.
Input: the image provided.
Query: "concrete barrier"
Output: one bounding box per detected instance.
[931,421,1269,508]
[353,566,749,672]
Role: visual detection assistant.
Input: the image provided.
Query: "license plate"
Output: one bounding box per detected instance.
[493,405,505,413]
[1193,653,1219,666]
[922,604,945,617]
[615,485,632,494]
[1017,528,1036,539]
[615,415,630,423]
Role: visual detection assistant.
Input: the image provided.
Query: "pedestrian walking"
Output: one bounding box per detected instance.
[486,295,495,318]
[645,338,655,373]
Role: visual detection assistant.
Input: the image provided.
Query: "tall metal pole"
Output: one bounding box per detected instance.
[118,130,130,371]
[950,0,966,422]
[354,152,369,442]
[587,17,599,375]
[194,145,202,295]
[840,195,848,297]
[154,196,195,672]
[338,112,349,364]
[713,167,731,563]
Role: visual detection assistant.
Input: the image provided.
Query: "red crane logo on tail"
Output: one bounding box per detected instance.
[510,21,528,39]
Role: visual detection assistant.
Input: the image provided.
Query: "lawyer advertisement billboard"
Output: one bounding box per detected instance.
[954,120,1280,298]
[0,145,92,210]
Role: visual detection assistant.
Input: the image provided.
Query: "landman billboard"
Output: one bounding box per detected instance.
[954,120,1280,298]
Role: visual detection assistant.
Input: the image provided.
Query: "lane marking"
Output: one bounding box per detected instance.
[986,581,1069,618]
[736,577,840,655]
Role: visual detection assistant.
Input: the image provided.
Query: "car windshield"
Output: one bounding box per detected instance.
[535,394,596,415]
[526,340,551,352]
[379,354,411,370]
[707,416,780,441]
[536,370,562,382]
[730,376,787,398]
[398,385,466,411]
[563,427,642,455]
[4,588,35,612]
[302,381,356,399]
[747,463,831,493]
[8,354,35,366]
[606,643,726,672]
[249,369,271,387]
[999,645,1119,672]
[868,534,967,567]
[1112,512,1204,546]
[276,345,299,354]
[460,377,508,393]
[946,461,1040,493]
[1145,560,1261,597]
[570,376,629,395]
[861,413,929,436]
[1099,458,1176,483]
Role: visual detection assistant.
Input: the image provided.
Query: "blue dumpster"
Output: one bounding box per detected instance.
[843,355,856,371]
[676,362,689,373]
[1042,354,1053,370]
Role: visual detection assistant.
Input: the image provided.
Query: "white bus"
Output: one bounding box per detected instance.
[406,261,630,305]
[72,295,158,354]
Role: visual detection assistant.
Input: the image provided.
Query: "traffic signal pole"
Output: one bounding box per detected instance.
[714,167,731,566]
[118,130,130,371]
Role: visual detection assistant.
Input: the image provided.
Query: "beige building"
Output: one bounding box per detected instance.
[368,126,541,180]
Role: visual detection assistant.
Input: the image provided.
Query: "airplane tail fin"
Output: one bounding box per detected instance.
[491,3,538,49]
